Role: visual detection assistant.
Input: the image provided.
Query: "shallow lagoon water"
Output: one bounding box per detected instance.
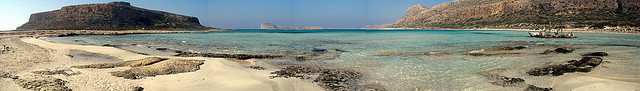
[47,29,640,90]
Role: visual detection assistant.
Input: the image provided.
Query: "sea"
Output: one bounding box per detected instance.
[45,29,640,90]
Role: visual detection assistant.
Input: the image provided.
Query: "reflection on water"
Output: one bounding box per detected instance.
[46,29,640,90]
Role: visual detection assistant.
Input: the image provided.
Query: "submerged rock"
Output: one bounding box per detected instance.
[312,48,328,53]
[466,53,521,56]
[15,77,72,91]
[174,51,284,60]
[270,66,364,91]
[484,46,528,51]
[527,57,603,76]
[541,48,574,54]
[582,52,609,56]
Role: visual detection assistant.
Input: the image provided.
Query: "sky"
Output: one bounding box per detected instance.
[0,0,454,30]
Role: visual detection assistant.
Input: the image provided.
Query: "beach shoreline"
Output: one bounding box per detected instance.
[0,36,324,91]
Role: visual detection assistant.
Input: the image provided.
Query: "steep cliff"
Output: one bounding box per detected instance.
[390,0,640,29]
[17,2,213,30]
[260,23,324,30]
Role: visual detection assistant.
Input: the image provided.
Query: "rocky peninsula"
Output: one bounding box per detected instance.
[17,2,217,30]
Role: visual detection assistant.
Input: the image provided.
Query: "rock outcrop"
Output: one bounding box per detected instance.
[389,0,640,29]
[17,2,214,30]
[260,22,324,30]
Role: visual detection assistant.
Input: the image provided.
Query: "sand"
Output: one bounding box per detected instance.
[0,38,323,91]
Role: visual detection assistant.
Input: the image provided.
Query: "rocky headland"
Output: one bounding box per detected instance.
[261,23,324,30]
[17,2,219,30]
[389,0,640,31]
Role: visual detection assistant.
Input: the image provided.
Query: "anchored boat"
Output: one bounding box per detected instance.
[529,28,576,38]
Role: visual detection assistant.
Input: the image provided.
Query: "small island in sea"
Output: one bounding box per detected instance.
[1,0,640,91]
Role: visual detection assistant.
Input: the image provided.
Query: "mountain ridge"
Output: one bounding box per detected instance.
[389,0,640,29]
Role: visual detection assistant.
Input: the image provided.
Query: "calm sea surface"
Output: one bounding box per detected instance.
[47,29,640,90]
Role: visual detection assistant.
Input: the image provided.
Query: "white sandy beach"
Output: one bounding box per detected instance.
[0,38,324,91]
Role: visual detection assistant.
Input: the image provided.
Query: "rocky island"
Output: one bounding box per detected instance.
[389,0,640,30]
[260,22,324,30]
[17,2,216,30]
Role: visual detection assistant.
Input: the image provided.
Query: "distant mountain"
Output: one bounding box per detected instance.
[361,24,393,29]
[260,23,323,30]
[389,0,640,29]
[17,2,215,30]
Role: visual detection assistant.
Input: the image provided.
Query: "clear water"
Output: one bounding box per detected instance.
[46,29,640,90]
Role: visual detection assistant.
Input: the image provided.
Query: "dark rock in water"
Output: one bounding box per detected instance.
[174,51,284,60]
[541,48,574,54]
[133,86,144,91]
[102,44,118,47]
[32,70,80,76]
[248,66,266,70]
[466,53,521,56]
[15,77,72,91]
[334,49,349,52]
[270,66,363,91]
[312,48,328,53]
[582,52,609,56]
[527,57,603,76]
[525,85,552,91]
[155,48,169,51]
[486,46,528,51]
[491,76,526,87]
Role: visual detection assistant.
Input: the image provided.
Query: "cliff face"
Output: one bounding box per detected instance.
[260,23,324,30]
[17,2,211,30]
[390,0,640,29]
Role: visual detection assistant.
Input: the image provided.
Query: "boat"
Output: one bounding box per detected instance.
[529,28,577,38]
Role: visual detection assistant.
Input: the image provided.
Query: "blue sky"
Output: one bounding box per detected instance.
[0,0,454,30]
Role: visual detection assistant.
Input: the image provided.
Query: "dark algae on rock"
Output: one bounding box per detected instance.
[528,57,604,76]
[270,66,372,91]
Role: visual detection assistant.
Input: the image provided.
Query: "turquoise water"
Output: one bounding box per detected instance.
[46,29,640,90]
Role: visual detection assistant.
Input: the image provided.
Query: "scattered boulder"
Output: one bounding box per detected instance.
[32,70,80,76]
[110,58,204,79]
[1,44,9,54]
[527,57,603,76]
[72,57,166,69]
[248,66,266,70]
[14,77,72,91]
[491,76,526,87]
[1,71,19,79]
[133,86,144,91]
[174,50,284,60]
[524,85,552,91]
[582,52,608,56]
[541,48,574,54]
